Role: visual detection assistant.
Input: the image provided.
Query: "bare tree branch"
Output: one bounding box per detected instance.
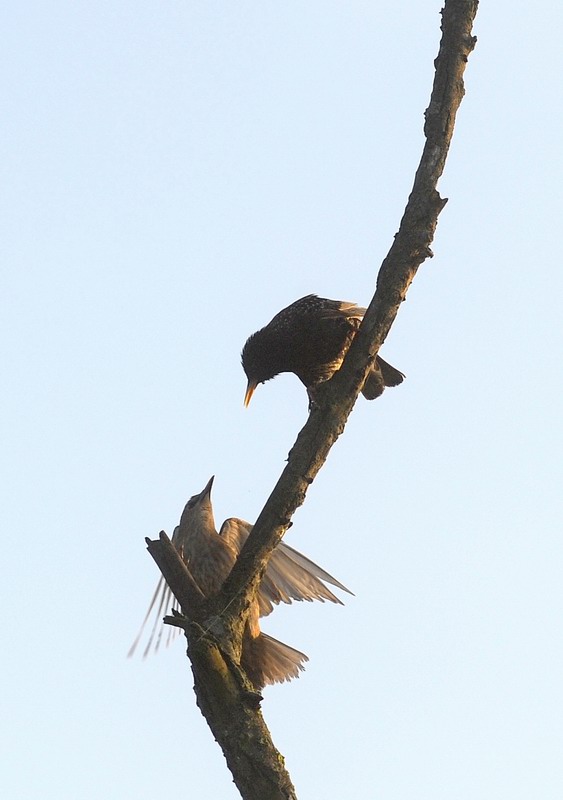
[146,532,205,606]
[144,3,479,798]
[145,532,298,799]
[216,0,479,629]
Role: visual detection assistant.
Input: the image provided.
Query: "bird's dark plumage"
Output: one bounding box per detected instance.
[241,294,404,405]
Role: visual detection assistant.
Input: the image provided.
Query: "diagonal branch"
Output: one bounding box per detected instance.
[142,5,479,798]
[145,533,299,800]
[215,0,479,627]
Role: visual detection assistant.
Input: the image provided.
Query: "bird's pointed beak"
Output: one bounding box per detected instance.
[244,379,258,408]
[201,475,214,498]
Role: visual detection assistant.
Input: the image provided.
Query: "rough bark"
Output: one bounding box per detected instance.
[145,3,479,798]
[146,533,297,800]
[219,0,479,626]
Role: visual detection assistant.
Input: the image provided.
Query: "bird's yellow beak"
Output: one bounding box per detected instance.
[244,379,258,407]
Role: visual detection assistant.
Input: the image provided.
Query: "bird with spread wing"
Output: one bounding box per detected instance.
[129,476,352,688]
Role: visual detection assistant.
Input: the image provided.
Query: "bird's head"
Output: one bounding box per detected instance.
[180,475,216,531]
[241,330,280,406]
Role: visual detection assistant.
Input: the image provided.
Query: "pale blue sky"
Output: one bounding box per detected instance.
[2,2,563,798]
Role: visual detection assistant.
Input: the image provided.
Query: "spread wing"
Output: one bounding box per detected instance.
[127,574,180,659]
[127,525,185,658]
[129,517,354,657]
[219,517,353,617]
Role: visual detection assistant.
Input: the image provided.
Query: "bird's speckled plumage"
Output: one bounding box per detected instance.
[241,294,405,405]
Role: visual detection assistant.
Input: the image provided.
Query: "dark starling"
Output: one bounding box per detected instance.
[241,294,405,405]
[128,476,352,688]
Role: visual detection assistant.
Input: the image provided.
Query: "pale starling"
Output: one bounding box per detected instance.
[241,294,405,405]
[129,476,352,688]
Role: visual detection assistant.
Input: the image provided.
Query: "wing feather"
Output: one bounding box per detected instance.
[219,517,353,617]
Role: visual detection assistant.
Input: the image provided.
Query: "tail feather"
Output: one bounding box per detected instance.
[242,633,309,689]
[362,356,405,400]
[376,355,405,388]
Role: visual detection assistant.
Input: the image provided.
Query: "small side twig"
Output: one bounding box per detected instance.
[145,531,205,610]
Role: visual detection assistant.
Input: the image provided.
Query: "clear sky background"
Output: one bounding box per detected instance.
[2,2,562,798]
